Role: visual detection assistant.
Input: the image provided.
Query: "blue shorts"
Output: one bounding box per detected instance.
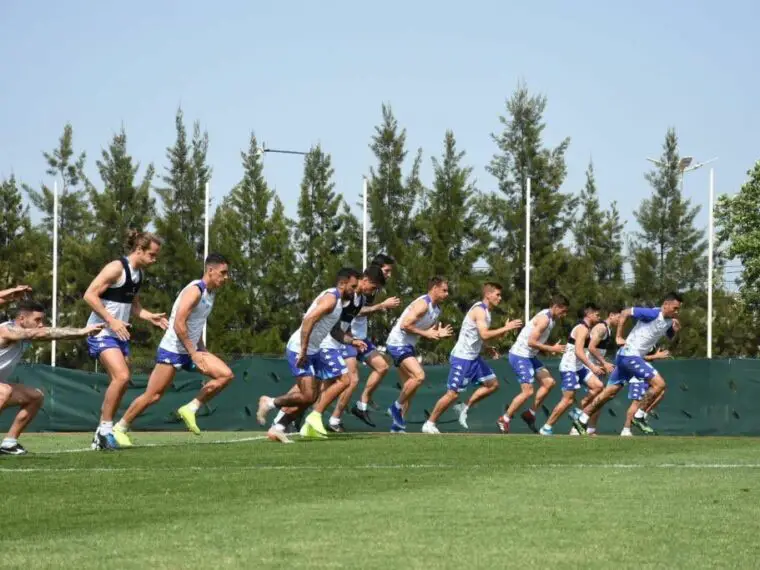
[607,353,656,386]
[447,356,496,393]
[286,349,348,381]
[155,347,205,371]
[87,336,130,359]
[343,338,377,362]
[387,344,417,368]
[508,354,546,384]
[560,368,590,392]
[628,380,648,401]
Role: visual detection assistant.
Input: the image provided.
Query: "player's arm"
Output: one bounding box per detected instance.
[0,285,32,305]
[329,323,367,351]
[527,314,563,354]
[574,327,603,375]
[473,307,521,341]
[358,296,401,316]
[132,295,168,330]
[173,286,203,357]
[588,324,612,372]
[83,261,131,340]
[299,294,339,356]
[0,323,104,348]
[645,349,671,361]
[400,299,453,340]
[616,307,660,345]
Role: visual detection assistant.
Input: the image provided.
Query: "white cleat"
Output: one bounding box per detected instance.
[620,428,633,437]
[422,421,440,434]
[257,396,274,425]
[569,427,580,436]
[453,403,469,429]
[267,424,293,444]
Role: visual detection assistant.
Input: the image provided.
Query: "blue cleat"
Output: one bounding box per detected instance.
[387,404,406,431]
[96,431,119,451]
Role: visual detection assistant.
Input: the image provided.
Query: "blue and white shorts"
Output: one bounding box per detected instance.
[607,353,656,387]
[87,336,130,359]
[156,347,205,371]
[508,354,546,384]
[560,368,590,392]
[387,344,417,368]
[342,338,377,362]
[447,356,496,393]
[286,349,347,381]
[628,380,648,401]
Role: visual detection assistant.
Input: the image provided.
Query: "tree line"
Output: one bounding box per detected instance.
[2,84,759,370]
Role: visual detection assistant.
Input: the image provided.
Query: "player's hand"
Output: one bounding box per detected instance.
[591,365,605,377]
[382,297,401,310]
[107,318,131,341]
[671,319,681,332]
[296,352,308,368]
[652,349,671,360]
[551,342,565,355]
[436,323,454,339]
[352,339,368,352]
[615,336,626,347]
[603,361,615,374]
[192,352,211,375]
[504,319,523,332]
[147,312,169,330]
[83,323,106,337]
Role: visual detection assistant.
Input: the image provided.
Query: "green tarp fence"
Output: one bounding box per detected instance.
[2,357,758,435]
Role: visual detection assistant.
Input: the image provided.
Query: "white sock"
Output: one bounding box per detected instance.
[393,400,402,410]
[329,416,341,427]
[542,423,552,430]
[273,410,286,424]
[461,405,470,415]
[579,412,589,423]
[187,399,201,413]
[634,409,647,419]
[115,419,129,432]
[587,427,597,435]
[423,420,435,428]
[99,421,114,435]
[357,401,368,411]
[1,437,17,448]
[527,408,536,418]
[502,414,511,422]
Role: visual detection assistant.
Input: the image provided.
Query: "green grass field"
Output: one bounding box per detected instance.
[2,432,759,569]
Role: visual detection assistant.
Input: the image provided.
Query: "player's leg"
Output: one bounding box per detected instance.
[356,348,390,413]
[454,359,498,430]
[331,356,359,427]
[499,355,536,434]
[422,390,457,434]
[177,352,235,435]
[578,373,604,435]
[424,357,471,433]
[94,347,131,450]
[522,364,555,433]
[631,372,664,435]
[541,371,580,435]
[115,364,177,443]
[0,383,44,455]
[386,349,423,432]
[266,374,320,443]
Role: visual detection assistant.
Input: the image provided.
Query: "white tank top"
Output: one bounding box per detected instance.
[386,295,441,347]
[159,280,215,354]
[86,258,142,339]
[287,289,342,355]
[451,302,489,360]
[0,321,29,382]
[509,309,554,358]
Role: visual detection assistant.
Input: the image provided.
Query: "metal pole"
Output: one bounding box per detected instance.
[707,168,714,359]
[52,180,58,367]
[202,181,210,345]
[362,177,368,270]
[524,177,531,324]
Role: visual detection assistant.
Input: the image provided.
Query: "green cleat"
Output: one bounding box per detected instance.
[177,405,201,435]
[112,427,133,448]
[632,416,656,435]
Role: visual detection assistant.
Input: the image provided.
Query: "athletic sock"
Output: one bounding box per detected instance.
[1,437,18,449]
[356,401,368,411]
[634,409,647,420]
[328,416,341,427]
[186,399,201,413]
[99,421,114,435]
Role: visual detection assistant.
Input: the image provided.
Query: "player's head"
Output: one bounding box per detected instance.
[370,253,395,279]
[605,305,624,326]
[359,265,386,296]
[427,276,449,303]
[204,253,230,289]
[482,282,503,308]
[15,300,46,329]
[125,229,162,268]
[579,302,601,325]
[661,291,683,318]
[550,294,570,319]
[336,267,361,300]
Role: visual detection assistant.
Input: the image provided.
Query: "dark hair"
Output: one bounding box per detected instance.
[371,253,395,267]
[607,305,625,315]
[483,281,503,293]
[551,294,570,308]
[125,229,162,252]
[363,265,386,287]
[336,267,361,284]
[428,276,448,290]
[16,300,45,315]
[663,291,683,303]
[205,253,229,267]
[578,302,600,319]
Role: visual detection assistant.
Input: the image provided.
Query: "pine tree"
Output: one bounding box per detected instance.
[599,202,625,285]
[632,128,706,298]
[573,161,604,270]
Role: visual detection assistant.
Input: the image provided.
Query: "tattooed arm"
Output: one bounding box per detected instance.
[0,323,104,348]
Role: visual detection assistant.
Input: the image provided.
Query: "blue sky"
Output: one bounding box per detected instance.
[2,0,757,283]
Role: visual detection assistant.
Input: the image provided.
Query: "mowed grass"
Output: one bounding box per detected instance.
[2,433,760,569]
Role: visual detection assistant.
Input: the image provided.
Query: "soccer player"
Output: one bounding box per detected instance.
[421,282,522,434]
[112,253,233,446]
[256,268,361,442]
[0,285,32,305]
[385,276,453,433]
[572,292,682,436]
[539,303,605,435]
[498,295,569,434]
[0,301,103,454]
[83,230,167,450]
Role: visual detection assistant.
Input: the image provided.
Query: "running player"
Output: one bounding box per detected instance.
[572,292,682,435]
[385,276,453,433]
[422,282,522,434]
[539,303,605,435]
[256,268,361,442]
[0,300,103,454]
[83,230,167,450]
[621,346,671,436]
[498,294,569,434]
[112,253,233,445]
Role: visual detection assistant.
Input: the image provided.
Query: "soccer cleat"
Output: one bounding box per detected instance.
[299,422,327,439]
[0,443,27,455]
[177,405,201,435]
[421,421,440,434]
[569,427,580,436]
[387,404,406,430]
[620,428,633,437]
[571,416,588,435]
[305,411,327,436]
[112,427,133,448]
[521,410,539,433]
[91,430,101,450]
[569,407,582,421]
[453,403,469,430]
[539,425,553,436]
[350,404,376,427]
[632,417,656,435]
[256,396,272,425]
[390,424,406,434]
[496,416,510,434]
[96,431,119,451]
[267,424,293,444]
[327,421,346,434]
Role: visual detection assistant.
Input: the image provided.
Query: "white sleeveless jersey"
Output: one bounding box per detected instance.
[0,321,29,382]
[559,322,591,372]
[451,302,490,360]
[620,308,673,357]
[287,288,342,355]
[509,309,554,358]
[386,295,441,347]
[321,292,364,351]
[159,280,215,354]
[86,258,142,339]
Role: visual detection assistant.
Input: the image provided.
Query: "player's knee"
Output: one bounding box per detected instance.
[110,370,130,386]
[545,376,557,389]
[487,379,499,392]
[375,359,389,376]
[147,392,163,406]
[32,388,44,404]
[0,383,12,402]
